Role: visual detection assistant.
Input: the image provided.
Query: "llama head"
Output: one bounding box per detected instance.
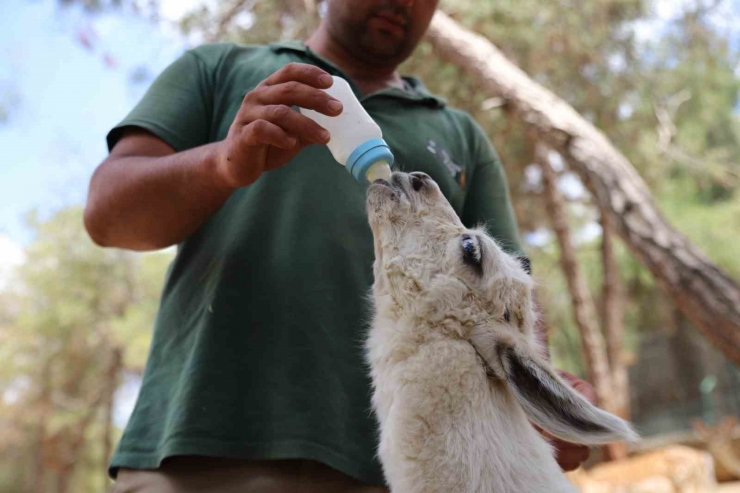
[366,171,638,446]
[366,171,536,341]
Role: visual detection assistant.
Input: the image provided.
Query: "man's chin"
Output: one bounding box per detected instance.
[359,33,409,62]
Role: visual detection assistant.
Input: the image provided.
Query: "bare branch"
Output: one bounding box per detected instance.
[208,0,258,43]
[653,92,740,183]
[535,142,614,412]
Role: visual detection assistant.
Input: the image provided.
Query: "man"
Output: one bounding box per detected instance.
[85,1,593,491]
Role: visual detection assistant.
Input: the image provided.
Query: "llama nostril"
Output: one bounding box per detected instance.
[411,175,425,192]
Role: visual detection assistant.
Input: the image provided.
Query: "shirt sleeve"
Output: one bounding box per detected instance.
[106,48,216,153]
[460,118,527,261]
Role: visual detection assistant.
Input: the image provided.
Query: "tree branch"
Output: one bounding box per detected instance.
[426,10,740,365]
[536,143,614,412]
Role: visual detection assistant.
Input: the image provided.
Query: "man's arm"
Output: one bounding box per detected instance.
[84,62,342,251]
[84,129,232,251]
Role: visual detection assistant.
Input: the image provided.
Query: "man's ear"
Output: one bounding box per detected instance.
[498,344,639,446]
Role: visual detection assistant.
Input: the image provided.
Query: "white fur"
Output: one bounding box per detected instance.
[364,172,637,493]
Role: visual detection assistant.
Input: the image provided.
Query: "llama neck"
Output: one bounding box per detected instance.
[368,300,576,493]
[374,293,470,340]
[478,388,577,493]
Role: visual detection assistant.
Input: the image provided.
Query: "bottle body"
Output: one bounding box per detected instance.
[301,76,393,183]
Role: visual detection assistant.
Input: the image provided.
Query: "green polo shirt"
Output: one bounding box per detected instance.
[107,40,524,486]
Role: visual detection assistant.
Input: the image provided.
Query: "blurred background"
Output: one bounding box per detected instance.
[1,0,740,491]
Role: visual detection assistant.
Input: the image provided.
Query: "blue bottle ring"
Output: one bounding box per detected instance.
[346,138,394,184]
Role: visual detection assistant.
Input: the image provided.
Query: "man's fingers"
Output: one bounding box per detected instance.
[262,62,334,89]
[253,81,343,116]
[556,370,598,404]
[251,105,330,145]
[559,458,584,472]
[553,441,591,471]
[242,120,297,150]
[557,448,590,471]
[535,371,594,471]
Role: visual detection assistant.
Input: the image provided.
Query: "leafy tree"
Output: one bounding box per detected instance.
[0,207,172,493]
[18,0,740,475]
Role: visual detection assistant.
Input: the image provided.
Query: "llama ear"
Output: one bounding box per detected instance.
[499,344,639,445]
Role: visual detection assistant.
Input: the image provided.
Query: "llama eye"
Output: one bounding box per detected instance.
[504,308,511,323]
[462,236,478,259]
[461,235,482,271]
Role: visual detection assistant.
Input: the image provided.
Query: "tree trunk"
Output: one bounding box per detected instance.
[50,345,120,493]
[536,144,613,412]
[600,210,629,416]
[600,208,630,460]
[57,470,72,493]
[102,347,123,491]
[56,390,107,493]
[426,10,740,366]
[30,360,53,493]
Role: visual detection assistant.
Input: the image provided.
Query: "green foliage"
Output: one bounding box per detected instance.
[629,8,740,198]
[180,0,321,45]
[400,0,651,237]
[0,207,172,493]
[659,176,740,279]
[406,0,740,381]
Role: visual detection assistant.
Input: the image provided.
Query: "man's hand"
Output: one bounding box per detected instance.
[215,62,344,189]
[542,370,597,471]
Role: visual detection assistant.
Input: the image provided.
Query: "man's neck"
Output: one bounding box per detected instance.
[305,28,406,96]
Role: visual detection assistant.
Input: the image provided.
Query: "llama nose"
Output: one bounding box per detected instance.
[391,172,408,192]
[409,172,430,192]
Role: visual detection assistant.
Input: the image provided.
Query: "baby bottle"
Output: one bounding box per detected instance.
[301,76,393,184]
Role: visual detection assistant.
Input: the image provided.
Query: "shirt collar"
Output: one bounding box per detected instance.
[269,40,446,108]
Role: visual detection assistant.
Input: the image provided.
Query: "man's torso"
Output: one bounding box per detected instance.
[107,41,517,486]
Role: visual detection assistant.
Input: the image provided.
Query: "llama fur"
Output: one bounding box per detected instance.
[364,172,637,493]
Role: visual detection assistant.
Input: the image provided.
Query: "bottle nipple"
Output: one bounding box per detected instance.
[365,160,393,183]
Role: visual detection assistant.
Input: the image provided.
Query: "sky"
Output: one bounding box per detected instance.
[0,0,191,248]
[0,0,203,427]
